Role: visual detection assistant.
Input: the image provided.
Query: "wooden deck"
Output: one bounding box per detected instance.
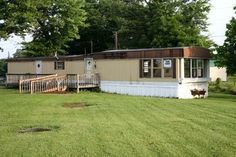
[6,73,100,94]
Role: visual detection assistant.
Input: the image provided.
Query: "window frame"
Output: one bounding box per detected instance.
[153,59,162,78]
[139,58,176,79]
[184,58,207,78]
[54,61,65,70]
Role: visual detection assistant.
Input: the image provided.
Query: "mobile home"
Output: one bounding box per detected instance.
[7,47,211,98]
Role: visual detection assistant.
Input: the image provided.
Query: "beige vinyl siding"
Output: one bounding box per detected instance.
[8,59,179,82]
[95,59,139,81]
[8,62,35,74]
[8,60,85,75]
[95,59,179,82]
[42,61,84,75]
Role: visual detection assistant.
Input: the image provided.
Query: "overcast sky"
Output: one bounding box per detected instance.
[0,0,235,59]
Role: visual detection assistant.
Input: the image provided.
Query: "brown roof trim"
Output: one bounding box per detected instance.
[6,47,210,62]
[183,47,211,58]
[6,55,84,62]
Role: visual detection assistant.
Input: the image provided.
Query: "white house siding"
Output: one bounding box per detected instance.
[100,81,179,97]
[100,80,209,99]
[178,82,208,99]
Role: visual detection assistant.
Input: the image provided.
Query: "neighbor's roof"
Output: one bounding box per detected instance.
[7,47,210,62]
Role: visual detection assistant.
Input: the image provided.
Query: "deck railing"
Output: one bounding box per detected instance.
[19,74,68,94]
[9,73,100,94]
[6,74,52,86]
[30,75,67,94]
[67,73,100,93]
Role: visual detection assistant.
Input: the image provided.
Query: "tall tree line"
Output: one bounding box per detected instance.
[0,0,212,57]
[67,0,212,54]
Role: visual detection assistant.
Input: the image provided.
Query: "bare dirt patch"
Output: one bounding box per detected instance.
[63,102,88,109]
[19,127,52,133]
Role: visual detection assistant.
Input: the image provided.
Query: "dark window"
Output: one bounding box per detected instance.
[153,59,162,78]
[185,59,207,78]
[140,59,176,79]
[163,59,173,78]
[197,60,204,78]
[184,59,191,78]
[192,59,197,78]
[54,61,65,70]
[204,60,208,77]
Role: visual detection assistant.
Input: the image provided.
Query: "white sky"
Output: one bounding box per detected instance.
[0,0,235,59]
[208,0,235,45]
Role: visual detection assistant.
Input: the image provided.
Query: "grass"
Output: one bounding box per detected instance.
[0,88,236,157]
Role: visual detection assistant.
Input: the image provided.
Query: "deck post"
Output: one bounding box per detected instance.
[57,79,60,92]
[19,80,22,93]
[30,81,33,94]
[180,58,185,81]
[77,74,80,93]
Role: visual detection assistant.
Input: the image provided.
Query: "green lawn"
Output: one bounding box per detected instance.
[0,88,235,157]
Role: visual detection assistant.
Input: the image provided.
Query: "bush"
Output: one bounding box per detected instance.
[215,78,221,89]
[209,76,236,95]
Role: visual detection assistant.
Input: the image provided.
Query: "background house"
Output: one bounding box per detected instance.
[209,60,227,81]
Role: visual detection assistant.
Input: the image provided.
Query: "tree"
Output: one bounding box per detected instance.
[147,0,211,48]
[67,0,125,54]
[67,0,212,55]
[215,6,236,75]
[0,0,38,39]
[0,0,86,57]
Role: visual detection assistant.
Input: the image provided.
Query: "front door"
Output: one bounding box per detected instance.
[35,61,42,74]
[84,58,93,75]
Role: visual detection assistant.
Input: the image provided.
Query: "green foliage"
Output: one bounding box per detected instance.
[215,6,236,75]
[0,0,38,39]
[145,0,212,48]
[209,76,236,95]
[0,0,86,57]
[1,0,212,56]
[215,77,221,89]
[67,0,212,54]
[67,0,125,53]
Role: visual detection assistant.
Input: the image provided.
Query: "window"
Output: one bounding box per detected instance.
[197,60,204,78]
[204,60,209,77]
[192,59,197,78]
[184,59,191,78]
[184,59,207,78]
[163,59,173,78]
[140,58,176,78]
[140,59,151,78]
[54,61,65,70]
[153,59,162,78]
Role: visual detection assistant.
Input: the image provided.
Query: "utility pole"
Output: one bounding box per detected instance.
[91,40,93,53]
[114,31,118,50]
[84,48,87,57]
